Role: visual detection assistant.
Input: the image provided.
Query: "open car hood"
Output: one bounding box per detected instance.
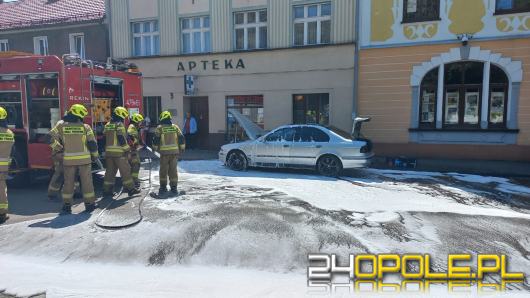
[227,109,266,140]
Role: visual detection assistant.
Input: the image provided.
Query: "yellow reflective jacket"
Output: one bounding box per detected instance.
[50,121,98,166]
[0,127,14,172]
[153,124,185,155]
[104,122,130,157]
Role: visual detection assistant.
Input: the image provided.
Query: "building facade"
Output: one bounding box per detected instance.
[0,0,108,61]
[359,0,530,162]
[108,0,356,149]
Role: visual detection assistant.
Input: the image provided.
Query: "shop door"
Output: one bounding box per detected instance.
[189,97,209,149]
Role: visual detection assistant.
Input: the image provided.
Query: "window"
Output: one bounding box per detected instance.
[226,95,264,143]
[489,65,509,127]
[0,91,23,128]
[403,0,440,23]
[132,21,160,56]
[0,40,8,52]
[419,67,438,127]
[293,2,331,46]
[293,94,329,126]
[69,33,85,59]
[495,0,530,14]
[33,36,48,55]
[265,127,296,143]
[443,62,483,128]
[181,16,211,54]
[143,96,162,127]
[234,10,267,50]
[298,127,330,143]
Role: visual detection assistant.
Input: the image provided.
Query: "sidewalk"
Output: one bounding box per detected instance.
[180,150,218,161]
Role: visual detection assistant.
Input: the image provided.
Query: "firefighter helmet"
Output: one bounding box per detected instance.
[69,104,88,118]
[131,113,144,124]
[0,107,7,120]
[159,111,172,121]
[114,106,129,120]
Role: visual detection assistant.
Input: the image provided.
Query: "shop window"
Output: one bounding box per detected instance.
[142,96,162,127]
[181,16,211,54]
[234,10,267,50]
[0,91,23,128]
[293,2,331,46]
[0,40,8,52]
[489,64,509,127]
[403,0,440,23]
[293,94,329,126]
[132,20,160,57]
[443,62,484,128]
[226,95,264,143]
[495,0,530,14]
[419,67,438,127]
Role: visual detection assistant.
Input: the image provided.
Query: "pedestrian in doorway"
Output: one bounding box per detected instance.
[183,112,197,150]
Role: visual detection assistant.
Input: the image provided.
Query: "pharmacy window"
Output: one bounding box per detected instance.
[69,33,85,59]
[403,0,440,23]
[0,40,8,52]
[132,21,160,57]
[234,10,267,50]
[495,0,530,14]
[293,2,331,46]
[33,36,48,55]
[293,94,329,126]
[181,16,211,54]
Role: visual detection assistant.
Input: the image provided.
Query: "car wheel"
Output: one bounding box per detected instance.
[317,155,342,177]
[227,150,248,171]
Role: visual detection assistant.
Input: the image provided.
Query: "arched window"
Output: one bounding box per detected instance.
[419,67,438,127]
[489,64,509,127]
[443,62,484,128]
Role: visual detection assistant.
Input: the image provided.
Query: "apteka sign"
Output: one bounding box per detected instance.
[177,59,245,72]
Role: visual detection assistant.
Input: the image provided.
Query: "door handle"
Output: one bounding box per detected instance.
[314,145,322,148]
[283,144,290,148]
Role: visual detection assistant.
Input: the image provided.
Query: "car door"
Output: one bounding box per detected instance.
[290,126,330,167]
[253,127,294,167]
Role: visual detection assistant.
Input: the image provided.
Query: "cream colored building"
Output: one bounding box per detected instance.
[107,0,356,149]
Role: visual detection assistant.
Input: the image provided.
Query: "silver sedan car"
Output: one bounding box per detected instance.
[219,123,373,177]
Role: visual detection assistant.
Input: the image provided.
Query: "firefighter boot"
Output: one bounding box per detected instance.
[84,202,96,213]
[158,186,167,196]
[128,187,141,197]
[0,213,9,224]
[61,203,72,215]
[170,185,178,195]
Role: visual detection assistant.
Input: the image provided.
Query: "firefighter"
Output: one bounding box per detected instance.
[48,119,64,198]
[153,111,185,196]
[0,107,14,224]
[103,107,140,197]
[49,104,99,214]
[128,113,144,188]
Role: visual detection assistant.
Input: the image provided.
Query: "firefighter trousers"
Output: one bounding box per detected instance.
[159,154,178,188]
[48,155,64,197]
[62,164,95,205]
[0,172,8,215]
[104,156,135,193]
[129,151,141,186]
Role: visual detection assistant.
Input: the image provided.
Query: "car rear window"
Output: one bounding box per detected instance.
[298,127,330,142]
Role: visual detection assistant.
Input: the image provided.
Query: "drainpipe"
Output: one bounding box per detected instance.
[106,0,113,60]
[352,0,361,120]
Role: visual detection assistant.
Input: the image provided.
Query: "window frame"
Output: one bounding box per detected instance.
[494,0,530,15]
[293,2,332,46]
[181,16,211,54]
[33,36,48,55]
[234,10,268,51]
[442,84,483,129]
[292,93,330,126]
[69,33,85,59]
[402,0,441,24]
[131,20,160,57]
[0,39,9,52]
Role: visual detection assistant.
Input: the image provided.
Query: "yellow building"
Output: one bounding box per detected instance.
[359,0,530,162]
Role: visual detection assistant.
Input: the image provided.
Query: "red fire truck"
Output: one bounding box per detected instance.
[0,52,143,185]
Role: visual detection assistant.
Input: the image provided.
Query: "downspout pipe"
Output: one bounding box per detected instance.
[352,0,361,120]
